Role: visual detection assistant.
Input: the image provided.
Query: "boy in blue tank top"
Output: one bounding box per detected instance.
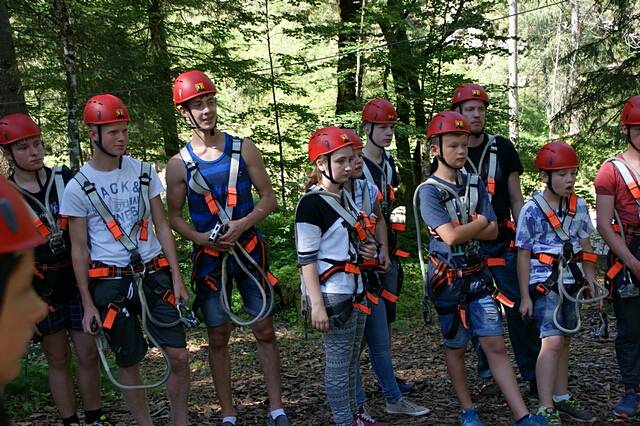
[165,70,289,426]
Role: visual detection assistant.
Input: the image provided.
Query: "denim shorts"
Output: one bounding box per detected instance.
[533,284,579,338]
[437,294,503,349]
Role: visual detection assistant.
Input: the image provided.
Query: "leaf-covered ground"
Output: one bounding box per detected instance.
[10,310,625,425]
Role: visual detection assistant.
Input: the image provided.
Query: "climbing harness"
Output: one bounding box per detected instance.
[180,139,279,326]
[462,135,498,202]
[76,162,197,390]
[529,192,608,334]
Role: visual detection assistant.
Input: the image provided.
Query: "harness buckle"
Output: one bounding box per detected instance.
[208,222,229,243]
[48,231,67,256]
[177,302,200,328]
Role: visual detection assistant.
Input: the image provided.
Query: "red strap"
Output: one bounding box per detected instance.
[390,222,406,232]
[393,248,410,258]
[501,220,516,232]
[376,189,383,202]
[106,219,123,240]
[244,235,258,253]
[353,302,371,315]
[380,288,398,303]
[354,222,368,241]
[34,218,50,238]
[58,215,68,230]
[227,187,237,207]
[139,218,149,241]
[606,261,624,280]
[204,192,220,215]
[103,303,120,330]
[387,184,395,202]
[485,258,506,267]
[612,223,622,233]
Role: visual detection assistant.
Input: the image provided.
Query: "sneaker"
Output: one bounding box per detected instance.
[460,407,484,426]
[395,376,415,395]
[384,397,430,416]
[536,406,562,425]
[478,378,500,397]
[614,389,639,419]
[266,414,291,426]
[513,414,550,425]
[354,406,387,425]
[554,396,596,423]
[86,416,111,426]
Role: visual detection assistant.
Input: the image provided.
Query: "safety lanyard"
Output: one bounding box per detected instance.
[463,135,497,202]
[425,174,479,226]
[362,150,393,204]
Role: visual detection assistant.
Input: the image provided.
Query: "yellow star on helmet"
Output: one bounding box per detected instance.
[455,119,464,128]
[340,133,349,143]
[115,109,124,119]
[195,82,206,92]
[472,89,480,96]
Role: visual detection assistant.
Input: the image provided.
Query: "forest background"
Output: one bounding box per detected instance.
[2,0,640,420]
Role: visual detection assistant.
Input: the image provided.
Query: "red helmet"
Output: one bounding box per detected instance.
[621,95,640,126]
[426,111,470,139]
[341,129,363,150]
[308,127,353,163]
[535,140,580,170]
[361,99,398,124]
[0,175,46,254]
[0,113,41,146]
[173,70,217,106]
[83,94,129,125]
[451,83,490,109]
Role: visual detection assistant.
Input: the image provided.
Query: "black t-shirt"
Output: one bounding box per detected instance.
[11,166,74,264]
[465,133,523,223]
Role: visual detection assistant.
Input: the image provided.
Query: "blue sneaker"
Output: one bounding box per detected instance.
[513,414,549,425]
[460,407,484,426]
[614,389,638,419]
[395,376,415,395]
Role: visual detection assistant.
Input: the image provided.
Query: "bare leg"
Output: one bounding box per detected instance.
[251,316,283,411]
[445,346,474,410]
[165,346,190,426]
[70,330,102,411]
[118,364,152,426]
[553,337,570,397]
[41,330,77,418]
[536,335,563,408]
[208,323,235,417]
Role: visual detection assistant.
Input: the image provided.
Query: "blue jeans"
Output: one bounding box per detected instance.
[534,283,579,338]
[474,250,541,382]
[355,293,402,406]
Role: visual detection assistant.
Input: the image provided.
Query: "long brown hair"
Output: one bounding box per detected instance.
[304,164,323,190]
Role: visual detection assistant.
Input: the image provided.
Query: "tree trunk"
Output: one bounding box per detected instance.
[378,2,416,199]
[508,0,519,145]
[335,0,361,115]
[53,0,82,169]
[568,0,581,136]
[354,0,366,102]
[0,0,26,116]
[148,0,180,158]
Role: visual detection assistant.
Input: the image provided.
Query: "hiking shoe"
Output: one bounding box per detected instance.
[478,378,500,397]
[513,414,550,425]
[86,416,111,426]
[554,396,596,423]
[384,397,430,416]
[614,389,639,419]
[266,413,291,426]
[536,406,562,425]
[354,406,387,425]
[460,407,484,426]
[395,376,415,395]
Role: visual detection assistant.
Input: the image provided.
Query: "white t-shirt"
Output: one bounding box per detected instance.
[60,156,164,267]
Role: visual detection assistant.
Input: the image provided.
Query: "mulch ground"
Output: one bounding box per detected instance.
[10,309,631,425]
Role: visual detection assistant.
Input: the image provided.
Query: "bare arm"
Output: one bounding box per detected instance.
[301,263,329,332]
[475,220,499,241]
[150,195,188,302]
[68,216,99,334]
[517,248,533,318]
[596,194,640,279]
[434,214,490,246]
[508,171,525,222]
[579,237,596,282]
[373,200,390,271]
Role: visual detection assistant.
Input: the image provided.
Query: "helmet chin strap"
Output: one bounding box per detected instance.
[321,154,341,185]
[367,123,386,149]
[184,105,217,137]
[93,125,118,158]
[627,127,640,152]
[545,171,561,197]
[8,146,45,189]
[456,104,485,138]
[437,136,463,172]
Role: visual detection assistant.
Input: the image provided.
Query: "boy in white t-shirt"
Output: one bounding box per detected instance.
[61,94,190,426]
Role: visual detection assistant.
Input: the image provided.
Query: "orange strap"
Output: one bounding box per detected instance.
[580,251,598,263]
[568,193,577,216]
[393,248,410,258]
[106,219,123,240]
[203,247,220,257]
[486,177,496,195]
[627,180,640,200]
[227,187,238,207]
[354,222,368,241]
[244,235,258,253]
[162,290,176,306]
[458,306,469,329]
[390,222,406,232]
[376,190,383,202]
[387,184,395,202]
[500,220,516,232]
[34,218,50,238]
[266,272,278,287]
[380,288,398,303]
[366,291,379,305]
[361,258,378,268]
[544,209,562,229]
[485,258,506,267]
[353,302,371,315]
[344,263,361,274]
[33,266,45,280]
[139,218,149,241]
[204,192,220,215]
[58,215,68,230]
[88,267,111,278]
[103,303,120,330]
[606,260,624,280]
[492,290,515,309]
[203,275,218,291]
[536,253,556,265]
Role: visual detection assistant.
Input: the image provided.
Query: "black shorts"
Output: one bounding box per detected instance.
[91,270,186,368]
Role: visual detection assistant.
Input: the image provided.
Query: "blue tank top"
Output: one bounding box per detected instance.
[185,132,255,232]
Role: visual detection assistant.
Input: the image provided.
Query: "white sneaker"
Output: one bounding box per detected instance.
[384,397,431,416]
